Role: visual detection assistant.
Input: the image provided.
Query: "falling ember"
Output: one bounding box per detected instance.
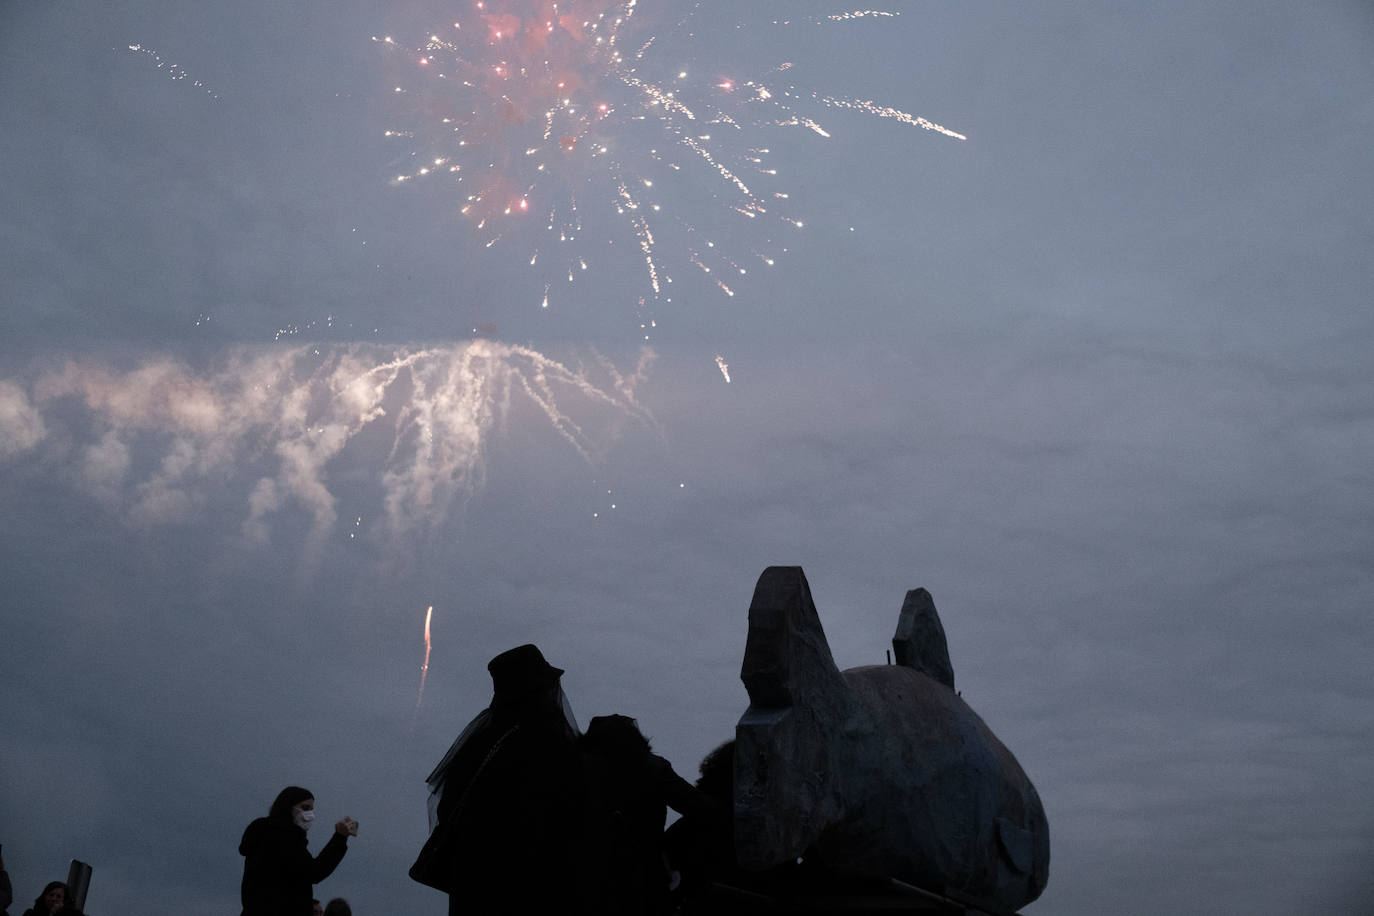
[415,605,434,712]
[715,354,731,383]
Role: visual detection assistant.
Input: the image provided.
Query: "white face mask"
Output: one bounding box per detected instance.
[294,809,315,831]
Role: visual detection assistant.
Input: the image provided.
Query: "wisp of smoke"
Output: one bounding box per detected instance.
[2,341,656,554]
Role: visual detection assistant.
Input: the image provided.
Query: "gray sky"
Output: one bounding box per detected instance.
[2,2,1372,914]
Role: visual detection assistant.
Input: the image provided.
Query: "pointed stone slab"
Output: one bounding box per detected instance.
[740,565,846,709]
[892,587,955,690]
[736,567,849,868]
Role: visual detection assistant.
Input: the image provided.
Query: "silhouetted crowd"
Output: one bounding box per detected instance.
[408,643,744,916]
[231,644,754,916]
[3,644,749,916]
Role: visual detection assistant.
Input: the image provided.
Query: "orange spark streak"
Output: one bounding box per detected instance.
[415,605,433,711]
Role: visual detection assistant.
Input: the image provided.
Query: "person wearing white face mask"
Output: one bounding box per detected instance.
[239,786,359,916]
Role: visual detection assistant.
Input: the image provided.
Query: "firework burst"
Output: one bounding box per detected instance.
[376,2,963,338]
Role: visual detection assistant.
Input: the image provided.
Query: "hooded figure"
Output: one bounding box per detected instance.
[240,787,351,916]
[411,644,584,915]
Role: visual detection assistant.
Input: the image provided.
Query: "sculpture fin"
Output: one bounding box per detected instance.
[741,566,845,708]
[891,587,955,690]
[736,566,848,867]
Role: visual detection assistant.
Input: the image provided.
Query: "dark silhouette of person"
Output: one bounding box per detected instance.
[321,899,350,916]
[20,882,79,916]
[664,739,741,910]
[239,786,358,916]
[412,644,584,915]
[0,846,12,916]
[666,739,808,915]
[579,715,722,915]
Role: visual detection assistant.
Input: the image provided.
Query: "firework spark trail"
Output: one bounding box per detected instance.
[715,354,731,383]
[126,43,220,98]
[415,605,434,712]
[622,73,697,119]
[813,94,967,140]
[773,113,831,138]
[676,133,755,199]
[773,11,899,25]
[376,3,966,338]
[826,10,898,20]
[615,178,663,296]
[2,342,656,553]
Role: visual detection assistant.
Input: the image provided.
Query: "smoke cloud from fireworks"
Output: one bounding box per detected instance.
[1,342,656,556]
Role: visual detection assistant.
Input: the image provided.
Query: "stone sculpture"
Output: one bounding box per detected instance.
[734,567,1049,913]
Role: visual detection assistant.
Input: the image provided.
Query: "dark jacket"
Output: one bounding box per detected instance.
[581,747,720,915]
[437,718,584,915]
[239,816,348,916]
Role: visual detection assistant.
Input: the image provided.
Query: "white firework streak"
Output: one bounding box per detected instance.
[6,341,657,554]
[772,11,899,25]
[812,94,967,140]
[126,43,220,98]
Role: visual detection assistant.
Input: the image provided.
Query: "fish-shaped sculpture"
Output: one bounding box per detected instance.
[734,567,1049,913]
